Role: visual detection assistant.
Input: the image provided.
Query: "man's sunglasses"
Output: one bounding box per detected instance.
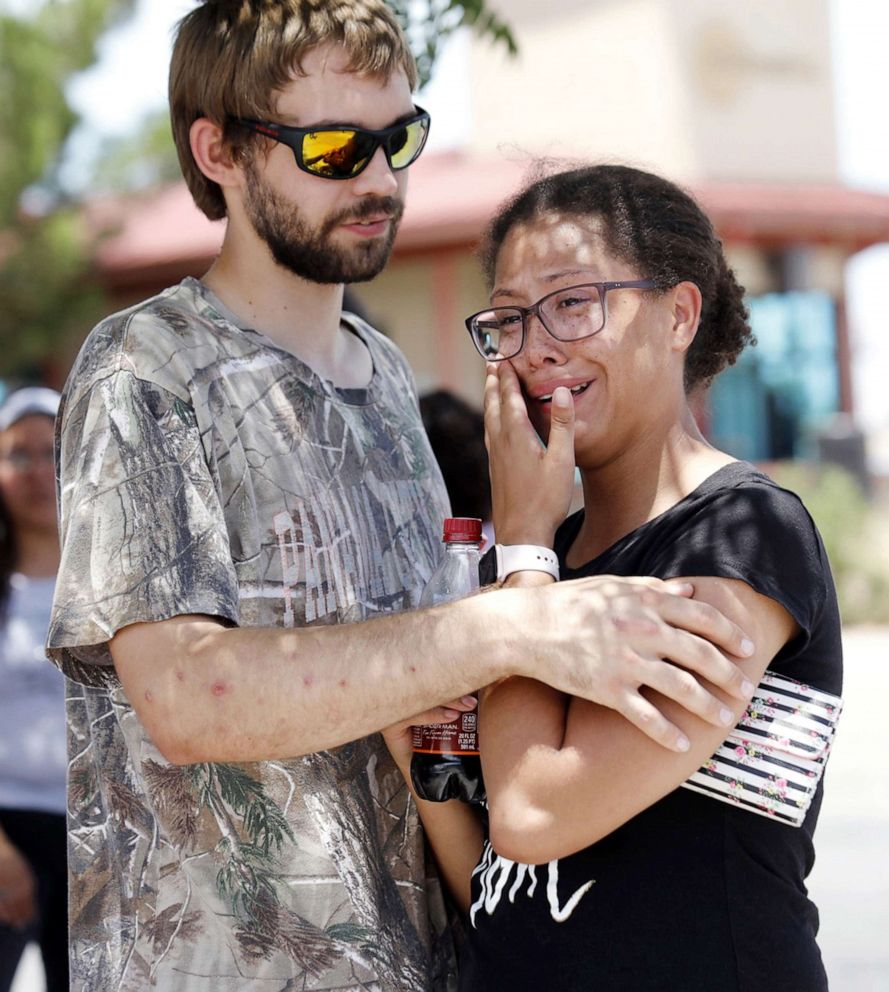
[230,106,430,180]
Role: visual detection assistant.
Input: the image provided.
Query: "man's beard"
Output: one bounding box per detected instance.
[243,161,404,284]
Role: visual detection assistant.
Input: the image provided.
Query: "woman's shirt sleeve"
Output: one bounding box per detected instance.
[645,480,836,667]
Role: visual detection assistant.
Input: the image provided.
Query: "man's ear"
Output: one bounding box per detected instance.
[670,281,702,354]
[190,117,242,191]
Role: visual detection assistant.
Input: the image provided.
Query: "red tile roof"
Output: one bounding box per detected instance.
[695,181,889,248]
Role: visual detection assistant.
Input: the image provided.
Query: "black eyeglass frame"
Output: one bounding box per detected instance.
[229,106,431,180]
[464,279,659,361]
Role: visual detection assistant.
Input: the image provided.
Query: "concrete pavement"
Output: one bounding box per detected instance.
[808,624,889,991]
[11,625,889,991]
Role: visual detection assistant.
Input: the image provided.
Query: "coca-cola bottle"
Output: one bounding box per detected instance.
[410,517,485,803]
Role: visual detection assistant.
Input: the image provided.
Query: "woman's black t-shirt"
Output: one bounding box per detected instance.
[463,462,842,992]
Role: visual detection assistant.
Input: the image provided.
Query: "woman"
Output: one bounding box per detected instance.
[389,165,841,991]
[0,387,68,992]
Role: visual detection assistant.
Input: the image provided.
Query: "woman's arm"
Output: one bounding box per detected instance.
[404,786,484,915]
[481,575,798,865]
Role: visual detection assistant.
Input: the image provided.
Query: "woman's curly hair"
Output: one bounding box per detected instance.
[479,164,754,392]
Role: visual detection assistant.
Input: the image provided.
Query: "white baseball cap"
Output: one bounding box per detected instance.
[0,386,61,432]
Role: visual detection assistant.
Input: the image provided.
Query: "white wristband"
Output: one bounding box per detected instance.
[495,544,560,582]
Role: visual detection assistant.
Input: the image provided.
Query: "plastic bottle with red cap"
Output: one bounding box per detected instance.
[410,517,485,803]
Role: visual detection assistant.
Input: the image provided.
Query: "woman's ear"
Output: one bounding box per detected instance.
[190,117,242,192]
[670,281,702,354]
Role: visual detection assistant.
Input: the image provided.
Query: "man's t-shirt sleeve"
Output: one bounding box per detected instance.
[47,369,240,687]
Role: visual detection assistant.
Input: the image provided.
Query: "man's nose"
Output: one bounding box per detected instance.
[352,145,400,196]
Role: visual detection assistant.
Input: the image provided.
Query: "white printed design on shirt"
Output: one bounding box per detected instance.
[272,478,433,626]
[470,842,595,926]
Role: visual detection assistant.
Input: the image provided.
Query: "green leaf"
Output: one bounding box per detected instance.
[385,0,518,89]
[326,921,375,946]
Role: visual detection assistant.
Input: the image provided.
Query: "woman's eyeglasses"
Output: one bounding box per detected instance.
[465,280,657,361]
[230,106,430,180]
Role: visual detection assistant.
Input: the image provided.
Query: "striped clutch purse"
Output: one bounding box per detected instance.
[681,670,843,827]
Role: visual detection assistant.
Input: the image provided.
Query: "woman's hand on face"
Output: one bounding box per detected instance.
[0,838,37,930]
[484,361,576,547]
[382,696,478,772]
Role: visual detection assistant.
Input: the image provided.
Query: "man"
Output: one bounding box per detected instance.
[47,2,754,989]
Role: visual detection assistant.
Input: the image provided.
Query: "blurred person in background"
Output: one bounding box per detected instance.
[420,389,494,546]
[0,387,67,992]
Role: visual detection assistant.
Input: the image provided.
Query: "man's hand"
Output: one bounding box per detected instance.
[501,575,756,752]
[0,837,37,930]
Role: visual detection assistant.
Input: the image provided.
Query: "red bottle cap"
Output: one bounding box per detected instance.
[442,517,483,543]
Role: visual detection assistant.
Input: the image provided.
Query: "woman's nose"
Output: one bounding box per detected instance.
[522,312,567,367]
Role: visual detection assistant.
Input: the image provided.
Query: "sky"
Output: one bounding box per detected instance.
[58,0,889,447]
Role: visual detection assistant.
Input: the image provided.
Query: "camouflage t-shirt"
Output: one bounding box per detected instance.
[47,278,455,991]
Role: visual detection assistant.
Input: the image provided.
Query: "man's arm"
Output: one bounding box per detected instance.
[110,574,756,765]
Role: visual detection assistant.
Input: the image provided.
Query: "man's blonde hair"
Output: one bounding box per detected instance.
[169,0,419,220]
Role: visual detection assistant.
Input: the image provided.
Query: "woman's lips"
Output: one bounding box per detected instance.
[533,380,593,404]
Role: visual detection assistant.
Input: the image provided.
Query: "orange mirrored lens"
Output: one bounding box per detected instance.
[302,119,428,177]
[302,130,370,178]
